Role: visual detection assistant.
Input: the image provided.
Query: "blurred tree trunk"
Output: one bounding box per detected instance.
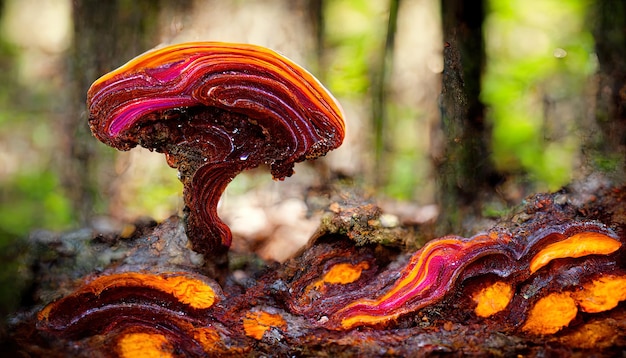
[591,0,626,168]
[63,1,170,224]
[372,0,400,188]
[308,0,324,72]
[436,0,496,234]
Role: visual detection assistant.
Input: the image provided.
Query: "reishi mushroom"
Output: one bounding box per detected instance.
[37,271,222,338]
[325,222,623,330]
[87,42,345,258]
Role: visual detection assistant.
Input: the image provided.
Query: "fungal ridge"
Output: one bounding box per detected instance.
[328,222,623,331]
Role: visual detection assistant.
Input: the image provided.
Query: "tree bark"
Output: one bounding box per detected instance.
[591,0,626,167]
[436,0,496,234]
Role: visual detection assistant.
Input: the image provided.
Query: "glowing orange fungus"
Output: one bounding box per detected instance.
[522,274,626,335]
[313,262,370,290]
[37,271,216,323]
[118,332,173,358]
[86,272,217,309]
[529,232,621,274]
[242,311,287,340]
[472,281,514,318]
[573,274,626,313]
[193,327,222,352]
[522,292,578,335]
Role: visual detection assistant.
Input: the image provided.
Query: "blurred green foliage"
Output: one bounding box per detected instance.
[324,0,434,202]
[0,14,75,316]
[323,0,385,98]
[384,105,429,201]
[0,40,75,241]
[0,171,74,238]
[483,0,596,190]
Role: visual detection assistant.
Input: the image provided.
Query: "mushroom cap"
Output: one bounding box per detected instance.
[87,42,345,170]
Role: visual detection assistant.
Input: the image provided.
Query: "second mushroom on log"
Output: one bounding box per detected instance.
[87,42,346,260]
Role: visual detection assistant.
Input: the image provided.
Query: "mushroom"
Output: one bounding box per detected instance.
[329,232,512,329]
[37,271,222,339]
[326,222,624,330]
[87,42,345,258]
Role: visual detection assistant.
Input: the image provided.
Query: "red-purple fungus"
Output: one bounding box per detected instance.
[87,42,345,257]
[326,222,623,331]
[37,271,223,341]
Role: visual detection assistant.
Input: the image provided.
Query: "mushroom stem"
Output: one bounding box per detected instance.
[185,163,239,256]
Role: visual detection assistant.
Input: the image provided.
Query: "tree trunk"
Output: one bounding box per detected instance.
[62,0,166,224]
[436,0,496,234]
[591,0,626,169]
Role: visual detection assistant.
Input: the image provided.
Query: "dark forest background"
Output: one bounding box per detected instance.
[0,0,624,319]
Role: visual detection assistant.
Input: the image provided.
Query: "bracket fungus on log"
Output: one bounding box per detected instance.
[33,220,626,356]
[324,222,624,331]
[22,187,626,356]
[37,271,223,340]
[87,42,345,257]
